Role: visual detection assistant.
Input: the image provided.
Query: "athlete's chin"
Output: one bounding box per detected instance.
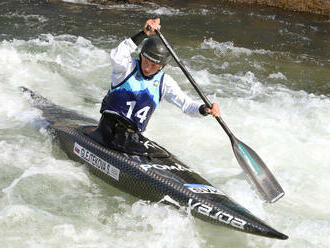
[142,70,152,77]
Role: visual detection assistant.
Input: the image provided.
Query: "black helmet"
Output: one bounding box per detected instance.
[141,37,170,66]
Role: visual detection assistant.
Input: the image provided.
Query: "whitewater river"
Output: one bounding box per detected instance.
[1,0,329,247]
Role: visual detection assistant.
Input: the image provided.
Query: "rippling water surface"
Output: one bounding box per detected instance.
[1,0,329,247]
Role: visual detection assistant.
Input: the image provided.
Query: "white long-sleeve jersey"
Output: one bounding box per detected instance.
[109,38,203,117]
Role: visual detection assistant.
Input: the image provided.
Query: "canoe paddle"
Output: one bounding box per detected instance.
[154,29,285,203]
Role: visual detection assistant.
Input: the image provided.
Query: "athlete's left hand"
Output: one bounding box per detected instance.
[205,103,220,117]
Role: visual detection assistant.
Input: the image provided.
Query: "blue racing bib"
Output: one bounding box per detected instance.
[101,60,164,132]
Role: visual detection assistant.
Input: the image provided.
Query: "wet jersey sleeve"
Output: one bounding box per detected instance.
[110,38,137,88]
[162,74,203,117]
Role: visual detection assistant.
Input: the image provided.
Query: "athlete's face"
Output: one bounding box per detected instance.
[141,56,162,77]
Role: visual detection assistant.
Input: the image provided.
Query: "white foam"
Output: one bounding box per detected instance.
[0,34,109,113]
[291,220,330,246]
[0,205,51,224]
[110,200,203,248]
[248,12,276,21]
[3,13,48,23]
[146,7,182,16]
[268,72,287,80]
[201,38,272,57]
[62,0,89,4]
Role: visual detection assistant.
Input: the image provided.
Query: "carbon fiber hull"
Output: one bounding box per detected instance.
[21,87,288,240]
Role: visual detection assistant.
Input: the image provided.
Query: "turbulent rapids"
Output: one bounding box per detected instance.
[1,0,330,246]
[21,86,288,240]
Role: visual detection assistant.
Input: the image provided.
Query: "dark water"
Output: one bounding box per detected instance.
[1,0,329,95]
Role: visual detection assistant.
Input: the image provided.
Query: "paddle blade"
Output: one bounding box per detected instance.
[232,139,285,203]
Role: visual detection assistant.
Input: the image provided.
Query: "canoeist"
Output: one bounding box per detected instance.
[97,18,220,154]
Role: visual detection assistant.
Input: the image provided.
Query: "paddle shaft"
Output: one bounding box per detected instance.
[155,30,235,140]
[153,28,285,203]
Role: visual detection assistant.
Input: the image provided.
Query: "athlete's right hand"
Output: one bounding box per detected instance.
[144,18,161,36]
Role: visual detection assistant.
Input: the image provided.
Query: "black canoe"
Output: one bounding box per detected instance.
[21,86,288,240]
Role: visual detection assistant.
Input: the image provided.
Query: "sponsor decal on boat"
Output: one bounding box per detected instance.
[73,142,120,181]
[184,184,224,194]
[188,199,247,230]
[140,163,193,172]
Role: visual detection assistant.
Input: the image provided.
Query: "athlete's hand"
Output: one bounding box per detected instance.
[205,103,220,117]
[144,18,161,36]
